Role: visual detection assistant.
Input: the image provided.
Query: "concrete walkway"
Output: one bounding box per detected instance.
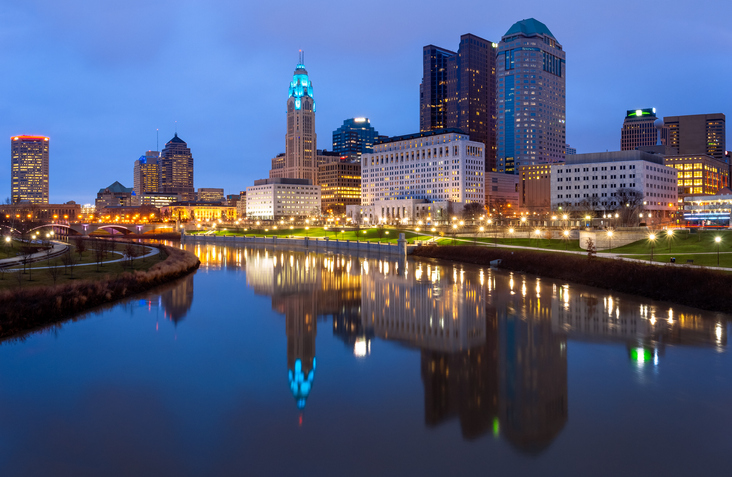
[0,241,69,269]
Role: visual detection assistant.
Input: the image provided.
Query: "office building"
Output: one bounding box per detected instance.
[133,151,160,205]
[348,130,484,224]
[486,172,520,214]
[268,52,318,185]
[664,154,729,197]
[332,118,380,161]
[497,19,566,173]
[160,134,194,201]
[318,160,362,213]
[236,191,246,218]
[621,108,665,151]
[420,34,497,171]
[0,202,80,223]
[137,192,180,208]
[565,144,576,155]
[11,135,49,204]
[197,188,225,203]
[161,201,236,222]
[95,181,135,209]
[551,151,678,222]
[518,164,554,214]
[664,113,726,161]
[246,178,321,220]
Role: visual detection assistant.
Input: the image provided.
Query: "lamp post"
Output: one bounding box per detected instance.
[715,236,722,265]
[508,227,515,244]
[563,229,569,250]
[607,230,613,252]
[648,233,656,262]
[666,228,674,253]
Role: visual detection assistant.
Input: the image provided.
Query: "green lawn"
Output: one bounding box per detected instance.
[189,227,435,244]
[619,252,732,268]
[609,230,732,254]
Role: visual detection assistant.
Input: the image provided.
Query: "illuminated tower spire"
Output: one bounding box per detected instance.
[277,52,318,185]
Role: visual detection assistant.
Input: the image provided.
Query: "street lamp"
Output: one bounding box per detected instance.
[607,230,613,252]
[715,236,722,265]
[563,229,570,250]
[648,233,657,262]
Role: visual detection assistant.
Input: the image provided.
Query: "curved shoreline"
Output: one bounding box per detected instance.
[412,245,732,314]
[0,244,200,339]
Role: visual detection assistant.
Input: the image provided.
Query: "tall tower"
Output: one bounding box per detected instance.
[133,150,160,204]
[332,118,379,161]
[160,134,194,201]
[497,19,566,174]
[420,35,497,171]
[283,52,318,184]
[11,135,49,204]
[621,108,664,150]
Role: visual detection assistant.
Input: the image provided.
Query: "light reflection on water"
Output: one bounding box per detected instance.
[0,242,728,476]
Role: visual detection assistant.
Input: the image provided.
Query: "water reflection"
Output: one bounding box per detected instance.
[136,273,195,326]
[186,243,728,452]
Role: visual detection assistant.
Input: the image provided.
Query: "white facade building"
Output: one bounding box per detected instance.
[246,178,321,220]
[551,151,678,214]
[348,130,484,224]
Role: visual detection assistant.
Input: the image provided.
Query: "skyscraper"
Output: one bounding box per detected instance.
[496,18,566,174]
[664,113,726,161]
[11,135,49,204]
[133,150,160,204]
[332,118,379,161]
[270,52,318,185]
[160,134,194,201]
[420,34,497,171]
[621,108,664,151]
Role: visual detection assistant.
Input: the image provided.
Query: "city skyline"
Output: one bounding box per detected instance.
[1,0,730,204]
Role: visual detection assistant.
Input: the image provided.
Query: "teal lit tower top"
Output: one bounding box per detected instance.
[288,50,315,111]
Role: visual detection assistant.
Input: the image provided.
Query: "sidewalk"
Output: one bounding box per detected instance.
[0,241,69,269]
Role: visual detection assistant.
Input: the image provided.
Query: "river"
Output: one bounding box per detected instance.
[0,243,729,476]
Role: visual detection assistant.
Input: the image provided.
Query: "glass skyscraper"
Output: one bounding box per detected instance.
[160,134,194,201]
[11,135,49,204]
[332,118,380,161]
[496,19,566,174]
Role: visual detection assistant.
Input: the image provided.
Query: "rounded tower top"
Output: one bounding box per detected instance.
[289,50,314,106]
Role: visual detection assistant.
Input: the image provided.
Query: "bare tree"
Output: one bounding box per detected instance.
[462,202,485,222]
[124,242,139,269]
[614,188,644,227]
[14,270,23,288]
[74,237,86,260]
[62,250,77,278]
[47,260,61,285]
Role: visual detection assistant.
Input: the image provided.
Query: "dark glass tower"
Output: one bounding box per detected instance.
[160,133,194,201]
[420,34,497,171]
[332,118,380,161]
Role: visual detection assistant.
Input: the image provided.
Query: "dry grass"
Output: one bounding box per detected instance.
[0,243,200,339]
[412,245,732,313]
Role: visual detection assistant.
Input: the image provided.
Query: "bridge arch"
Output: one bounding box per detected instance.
[94,225,133,235]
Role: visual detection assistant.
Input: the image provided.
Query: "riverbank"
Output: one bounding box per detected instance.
[0,244,200,338]
[412,245,732,313]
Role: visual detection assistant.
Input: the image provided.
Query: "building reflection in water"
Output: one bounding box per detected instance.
[186,243,727,449]
[138,273,195,326]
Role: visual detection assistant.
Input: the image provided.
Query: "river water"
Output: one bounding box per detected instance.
[0,243,729,476]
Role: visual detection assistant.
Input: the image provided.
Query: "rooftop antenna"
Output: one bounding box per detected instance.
[299,49,303,65]
[175,120,178,135]
[156,128,159,152]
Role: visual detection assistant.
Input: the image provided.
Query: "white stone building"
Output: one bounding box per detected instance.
[347,130,484,224]
[246,178,321,220]
[551,150,678,217]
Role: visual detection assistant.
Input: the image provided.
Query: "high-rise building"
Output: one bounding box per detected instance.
[420,34,497,171]
[160,134,194,201]
[318,160,362,213]
[332,118,380,161]
[270,52,318,185]
[197,188,225,203]
[565,144,576,155]
[11,135,49,204]
[497,19,566,174]
[664,113,726,161]
[621,108,665,151]
[133,150,160,205]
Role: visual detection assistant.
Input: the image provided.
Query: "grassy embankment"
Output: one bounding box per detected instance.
[412,245,732,313]
[190,227,434,244]
[612,230,732,267]
[0,241,153,290]
[0,243,200,338]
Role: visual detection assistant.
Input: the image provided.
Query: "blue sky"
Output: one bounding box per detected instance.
[1,0,729,204]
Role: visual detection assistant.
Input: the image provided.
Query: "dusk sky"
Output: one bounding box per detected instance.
[1,0,730,204]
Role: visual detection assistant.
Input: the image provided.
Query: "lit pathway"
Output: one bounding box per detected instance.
[0,241,69,269]
[0,243,159,270]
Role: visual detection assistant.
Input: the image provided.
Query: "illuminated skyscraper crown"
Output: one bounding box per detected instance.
[288,51,314,110]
